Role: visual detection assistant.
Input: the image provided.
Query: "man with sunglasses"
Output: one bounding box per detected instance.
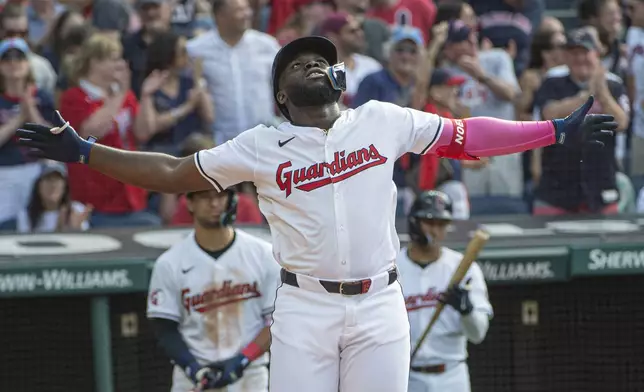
[0,4,56,96]
[352,25,423,109]
[333,0,390,63]
[352,25,425,216]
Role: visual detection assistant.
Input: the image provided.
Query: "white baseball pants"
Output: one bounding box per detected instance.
[407,362,471,392]
[170,364,268,392]
[269,280,411,392]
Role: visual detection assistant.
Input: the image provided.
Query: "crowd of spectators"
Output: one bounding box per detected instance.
[1,0,644,234]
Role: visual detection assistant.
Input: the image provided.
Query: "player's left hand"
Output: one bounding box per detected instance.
[552,95,618,148]
[439,281,473,316]
[208,353,250,388]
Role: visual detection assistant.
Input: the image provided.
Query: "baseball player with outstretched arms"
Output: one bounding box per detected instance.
[147,187,280,391]
[398,190,492,392]
[18,34,616,391]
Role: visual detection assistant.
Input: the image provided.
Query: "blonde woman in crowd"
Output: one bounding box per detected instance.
[58,33,160,228]
[0,38,55,230]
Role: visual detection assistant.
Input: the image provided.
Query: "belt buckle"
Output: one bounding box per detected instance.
[339,281,349,296]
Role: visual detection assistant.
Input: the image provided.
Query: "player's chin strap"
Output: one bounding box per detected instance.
[325,62,347,92]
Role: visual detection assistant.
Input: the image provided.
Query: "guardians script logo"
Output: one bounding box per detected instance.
[405,288,441,312]
[276,144,388,197]
[182,281,261,314]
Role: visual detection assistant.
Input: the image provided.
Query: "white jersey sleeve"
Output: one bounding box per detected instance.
[361,100,444,159]
[147,255,182,322]
[194,126,261,191]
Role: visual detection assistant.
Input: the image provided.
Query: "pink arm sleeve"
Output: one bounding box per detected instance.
[429,117,556,159]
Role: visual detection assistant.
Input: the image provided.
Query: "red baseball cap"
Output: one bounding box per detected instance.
[319,12,352,36]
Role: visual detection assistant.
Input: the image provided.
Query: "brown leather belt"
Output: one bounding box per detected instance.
[280,268,398,296]
[411,364,446,374]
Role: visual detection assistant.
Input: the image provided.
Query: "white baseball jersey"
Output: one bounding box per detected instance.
[195,100,444,280]
[397,247,493,365]
[146,229,280,366]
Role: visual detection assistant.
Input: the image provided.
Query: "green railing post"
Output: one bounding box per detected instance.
[91,296,114,392]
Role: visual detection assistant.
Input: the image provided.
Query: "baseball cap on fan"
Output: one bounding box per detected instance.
[565,28,599,52]
[389,25,425,47]
[271,36,339,121]
[319,12,351,36]
[446,20,473,44]
[429,68,466,87]
[0,38,30,58]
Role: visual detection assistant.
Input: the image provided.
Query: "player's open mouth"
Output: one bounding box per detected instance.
[306,69,326,80]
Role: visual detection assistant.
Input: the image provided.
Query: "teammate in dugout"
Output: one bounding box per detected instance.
[18,35,617,392]
[398,190,492,392]
[147,187,280,391]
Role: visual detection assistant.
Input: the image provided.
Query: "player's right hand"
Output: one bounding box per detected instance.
[16,110,96,164]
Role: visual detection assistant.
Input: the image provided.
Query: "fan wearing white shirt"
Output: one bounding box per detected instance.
[397,190,493,392]
[186,0,280,144]
[17,161,91,233]
[319,11,382,107]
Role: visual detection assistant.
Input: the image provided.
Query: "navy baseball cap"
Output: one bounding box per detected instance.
[446,20,472,43]
[390,25,425,47]
[565,29,598,51]
[0,38,29,58]
[272,36,339,120]
[430,68,466,87]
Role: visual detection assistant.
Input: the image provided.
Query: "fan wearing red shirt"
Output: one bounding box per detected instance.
[59,33,160,228]
[368,0,437,44]
[419,68,480,219]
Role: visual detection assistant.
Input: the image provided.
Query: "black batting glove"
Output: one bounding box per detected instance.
[551,95,618,148]
[439,283,473,316]
[16,110,96,164]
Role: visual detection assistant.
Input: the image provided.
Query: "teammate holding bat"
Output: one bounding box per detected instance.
[147,185,280,392]
[397,190,492,392]
[17,35,616,391]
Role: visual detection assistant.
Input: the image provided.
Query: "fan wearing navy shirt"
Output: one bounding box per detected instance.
[0,38,55,229]
[532,29,629,215]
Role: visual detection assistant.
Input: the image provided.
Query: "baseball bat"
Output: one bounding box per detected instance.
[410,229,490,361]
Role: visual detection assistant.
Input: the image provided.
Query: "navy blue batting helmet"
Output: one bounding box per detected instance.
[408,190,453,246]
[271,36,346,121]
